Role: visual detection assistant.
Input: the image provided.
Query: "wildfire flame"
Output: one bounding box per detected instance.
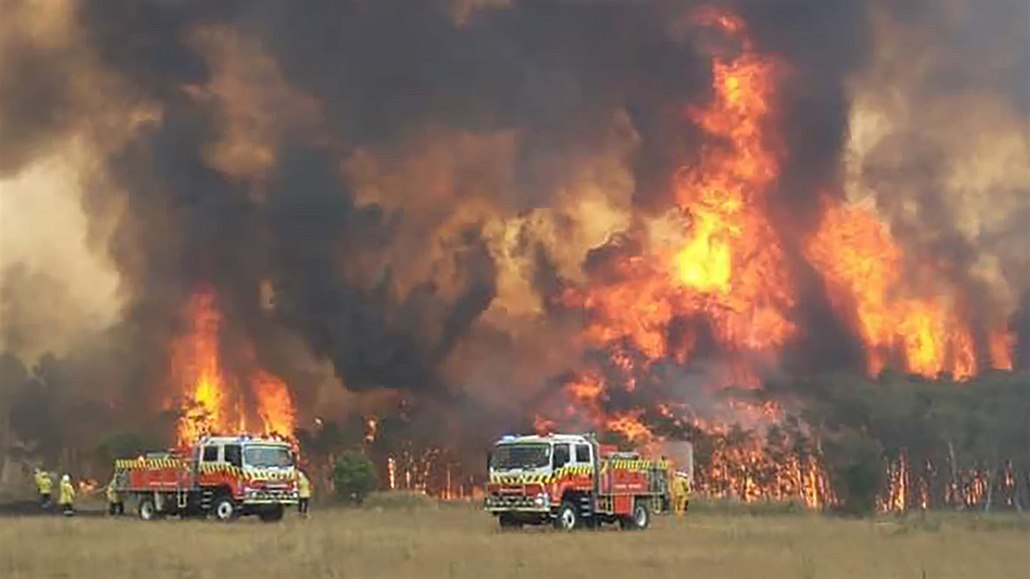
[172,287,297,447]
[562,9,793,384]
[76,478,101,496]
[544,10,828,506]
[540,7,1017,509]
[694,429,834,509]
[364,414,379,444]
[805,202,993,379]
[672,17,795,357]
[251,369,297,439]
[988,328,1015,371]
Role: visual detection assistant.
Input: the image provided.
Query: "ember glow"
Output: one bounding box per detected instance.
[172,288,296,446]
[695,429,835,509]
[877,453,1020,513]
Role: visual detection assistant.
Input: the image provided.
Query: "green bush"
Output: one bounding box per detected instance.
[332,451,379,505]
[824,431,885,516]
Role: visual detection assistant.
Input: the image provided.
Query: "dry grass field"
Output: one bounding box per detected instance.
[0,497,1027,579]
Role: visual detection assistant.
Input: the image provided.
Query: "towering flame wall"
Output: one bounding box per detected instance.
[549,10,1014,434]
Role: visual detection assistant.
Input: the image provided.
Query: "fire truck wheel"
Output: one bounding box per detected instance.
[212,496,238,522]
[138,497,158,521]
[554,501,580,532]
[622,501,650,531]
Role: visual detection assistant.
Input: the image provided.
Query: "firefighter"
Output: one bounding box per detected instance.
[672,470,690,516]
[297,469,311,517]
[58,474,76,516]
[106,476,124,516]
[33,468,53,508]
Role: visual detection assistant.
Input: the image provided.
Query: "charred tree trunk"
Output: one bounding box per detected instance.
[984,465,994,513]
[947,440,960,510]
[1014,473,1023,513]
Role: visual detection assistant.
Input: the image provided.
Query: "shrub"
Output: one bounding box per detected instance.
[332,451,378,505]
[825,431,885,516]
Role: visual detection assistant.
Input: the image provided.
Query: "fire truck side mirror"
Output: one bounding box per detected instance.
[486,451,492,472]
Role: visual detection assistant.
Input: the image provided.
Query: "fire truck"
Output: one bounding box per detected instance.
[484,433,674,531]
[112,435,298,522]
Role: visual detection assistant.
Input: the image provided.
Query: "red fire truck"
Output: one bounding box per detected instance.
[484,433,673,531]
[112,435,298,522]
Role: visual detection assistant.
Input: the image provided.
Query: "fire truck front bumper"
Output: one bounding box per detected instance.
[242,488,299,505]
[484,492,551,513]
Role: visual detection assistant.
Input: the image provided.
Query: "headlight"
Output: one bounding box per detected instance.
[534,493,547,506]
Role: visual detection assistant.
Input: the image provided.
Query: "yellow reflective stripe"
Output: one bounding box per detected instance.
[489,465,603,485]
[489,473,555,484]
[198,464,243,477]
[114,458,188,470]
[608,459,668,470]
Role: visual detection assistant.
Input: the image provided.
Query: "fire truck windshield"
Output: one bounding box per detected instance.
[243,445,293,468]
[491,443,551,470]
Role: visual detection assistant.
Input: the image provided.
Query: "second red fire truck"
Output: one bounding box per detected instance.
[112,435,298,522]
[484,433,675,531]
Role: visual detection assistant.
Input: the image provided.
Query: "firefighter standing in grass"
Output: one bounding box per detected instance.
[58,474,76,516]
[672,470,690,516]
[297,470,311,517]
[106,476,124,516]
[34,468,53,508]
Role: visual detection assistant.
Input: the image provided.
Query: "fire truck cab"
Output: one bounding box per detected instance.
[484,433,673,531]
[113,435,298,522]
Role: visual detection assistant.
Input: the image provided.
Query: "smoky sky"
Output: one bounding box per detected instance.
[2,0,1025,421]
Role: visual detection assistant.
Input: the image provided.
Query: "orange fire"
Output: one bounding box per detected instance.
[692,422,835,508]
[563,10,794,382]
[532,414,557,435]
[989,328,1015,371]
[543,10,836,507]
[251,369,296,439]
[804,202,988,379]
[605,412,655,445]
[544,6,1021,510]
[364,414,379,444]
[172,287,296,446]
[672,9,795,356]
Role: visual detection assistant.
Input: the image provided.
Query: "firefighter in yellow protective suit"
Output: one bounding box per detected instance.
[297,470,311,517]
[58,474,76,516]
[34,468,53,508]
[672,471,690,516]
[106,476,124,516]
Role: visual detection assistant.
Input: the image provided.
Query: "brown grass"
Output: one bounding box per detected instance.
[0,497,1027,579]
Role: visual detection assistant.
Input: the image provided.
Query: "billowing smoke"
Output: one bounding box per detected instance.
[0,0,1026,498]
